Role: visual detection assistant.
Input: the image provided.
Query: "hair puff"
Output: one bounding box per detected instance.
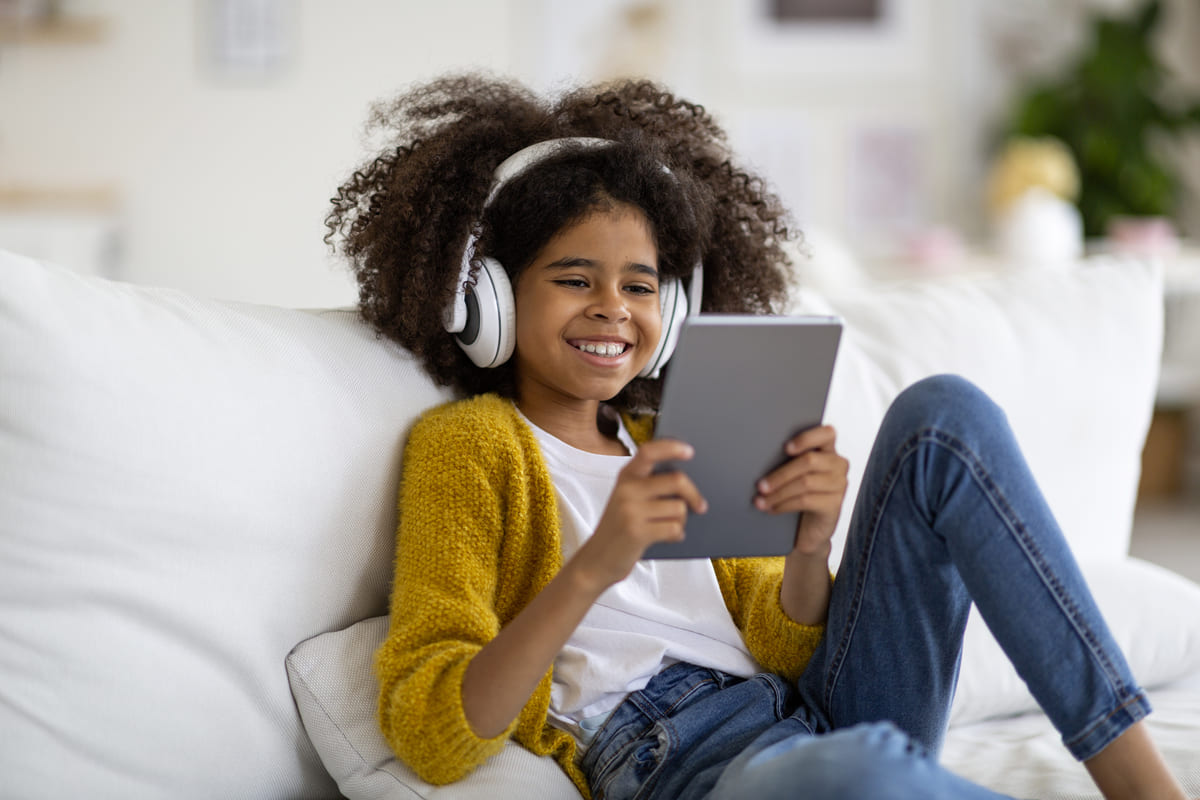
[325,73,798,412]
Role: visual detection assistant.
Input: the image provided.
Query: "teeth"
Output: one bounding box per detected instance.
[578,342,625,357]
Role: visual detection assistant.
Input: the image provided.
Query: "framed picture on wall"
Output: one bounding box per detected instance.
[768,1,883,23]
[199,0,293,80]
[846,123,928,249]
[734,0,929,82]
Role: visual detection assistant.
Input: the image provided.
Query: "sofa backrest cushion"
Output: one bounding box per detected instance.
[793,256,1163,566]
[0,251,451,799]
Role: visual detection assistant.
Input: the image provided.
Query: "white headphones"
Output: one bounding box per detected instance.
[441,137,703,379]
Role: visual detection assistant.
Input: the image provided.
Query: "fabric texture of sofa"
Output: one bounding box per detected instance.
[3,245,1199,799]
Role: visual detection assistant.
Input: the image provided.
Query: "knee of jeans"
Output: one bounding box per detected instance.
[884,374,1004,438]
[743,722,928,798]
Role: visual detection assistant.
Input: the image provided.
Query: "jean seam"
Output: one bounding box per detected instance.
[590,673,719,797]
[762,674,791,723]
[822,426,1130,717]
[922,428,1130,701]
[821,431,908,712]
[591,711,658,792]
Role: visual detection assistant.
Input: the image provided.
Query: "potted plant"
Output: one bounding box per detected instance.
[1000,0,1200,239]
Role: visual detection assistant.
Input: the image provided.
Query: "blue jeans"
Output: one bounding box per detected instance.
[580,375,1151,800]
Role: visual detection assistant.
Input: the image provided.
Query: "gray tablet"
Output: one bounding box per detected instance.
[641,314,843,559]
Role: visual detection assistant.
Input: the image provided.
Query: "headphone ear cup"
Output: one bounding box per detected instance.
[639,276,687,379]
[454,257,516,368]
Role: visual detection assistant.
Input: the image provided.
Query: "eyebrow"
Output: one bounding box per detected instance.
[544,257,660,280]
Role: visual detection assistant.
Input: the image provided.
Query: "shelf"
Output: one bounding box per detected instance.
[0,17,106,45]
[0,185,118,213]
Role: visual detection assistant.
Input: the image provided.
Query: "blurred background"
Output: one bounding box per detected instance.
[1,0,1197,305]
[2,0,1200,506]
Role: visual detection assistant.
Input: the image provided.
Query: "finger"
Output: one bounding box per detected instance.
[755,470,842,511]
[624,438,695,479]
[758,452,822,493]
[766,467,845,500]
[758,485,846,515]
[758,451,847,495]
[646,520,687,543]
[645,470,709,514]
[642,497,691,524]
[784,425,837,457]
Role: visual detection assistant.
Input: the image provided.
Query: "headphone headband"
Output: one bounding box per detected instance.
[443,138,615,336]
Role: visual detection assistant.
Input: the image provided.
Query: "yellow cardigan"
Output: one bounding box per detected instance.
[374,393,826,798]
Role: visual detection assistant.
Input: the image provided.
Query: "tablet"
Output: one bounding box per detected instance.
[641,314,843,559]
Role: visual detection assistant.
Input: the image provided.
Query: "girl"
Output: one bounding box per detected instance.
[325,74,1189,800]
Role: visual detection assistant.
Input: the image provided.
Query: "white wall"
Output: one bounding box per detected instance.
[1,0,1197,306]
[0,0,517,306]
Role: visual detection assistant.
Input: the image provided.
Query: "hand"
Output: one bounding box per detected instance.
[571,439,708,594]
[754,425,848,558]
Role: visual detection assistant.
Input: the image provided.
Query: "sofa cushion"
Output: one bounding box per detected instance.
[0,251,452,799]
[287,616,580,800]
[790,255,1164,565]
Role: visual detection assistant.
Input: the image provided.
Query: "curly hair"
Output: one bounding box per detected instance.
[325,73,797,412]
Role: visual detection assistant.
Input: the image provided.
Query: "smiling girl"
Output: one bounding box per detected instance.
[325,74,1189,800]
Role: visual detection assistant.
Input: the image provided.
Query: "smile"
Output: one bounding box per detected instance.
[571,341,630,358]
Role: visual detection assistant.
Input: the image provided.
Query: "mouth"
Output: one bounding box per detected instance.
[568,339,631,359]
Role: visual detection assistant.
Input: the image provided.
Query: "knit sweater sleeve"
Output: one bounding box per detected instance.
[711,558,828,682]
[373,398,520,785]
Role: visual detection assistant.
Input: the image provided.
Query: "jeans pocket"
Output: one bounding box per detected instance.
[591,722,673,800]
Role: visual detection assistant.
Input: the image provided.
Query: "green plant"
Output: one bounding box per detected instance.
[1003,0,1200,237]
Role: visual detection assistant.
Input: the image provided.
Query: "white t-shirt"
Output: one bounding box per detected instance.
[516,406,760,747]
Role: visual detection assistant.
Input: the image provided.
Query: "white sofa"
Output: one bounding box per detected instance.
[2,246,1199,800]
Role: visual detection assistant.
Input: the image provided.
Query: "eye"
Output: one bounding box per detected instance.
[553,278,589,289]
[625,284,656,296]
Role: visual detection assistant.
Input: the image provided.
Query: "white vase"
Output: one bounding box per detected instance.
[993,188,1084,269]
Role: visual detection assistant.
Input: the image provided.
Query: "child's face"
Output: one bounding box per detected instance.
[512,205,662,408]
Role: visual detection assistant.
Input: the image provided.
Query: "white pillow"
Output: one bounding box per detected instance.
[0,252,452,799]
[787,256,1164,566]
[287,617,580,800]
[951,556,1200,726]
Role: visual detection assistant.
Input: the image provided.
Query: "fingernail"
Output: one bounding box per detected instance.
[757,479,769,493]
[755,496,767,510]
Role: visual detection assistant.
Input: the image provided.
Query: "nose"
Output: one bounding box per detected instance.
[587,284,630,322]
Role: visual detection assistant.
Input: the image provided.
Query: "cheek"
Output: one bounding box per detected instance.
[511,288,542,345]
[642,307,664,346]
[511,312,542,365]
[511,290,567,360]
